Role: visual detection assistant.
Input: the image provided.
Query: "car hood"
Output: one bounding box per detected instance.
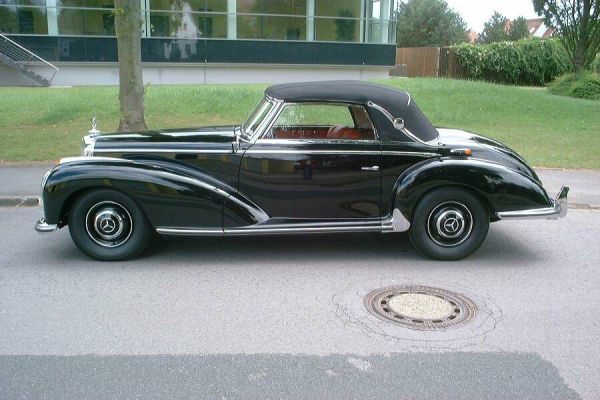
[436,128,541,183]
[94,125,238,145]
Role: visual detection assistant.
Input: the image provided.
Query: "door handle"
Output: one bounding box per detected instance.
[361,166,380,171]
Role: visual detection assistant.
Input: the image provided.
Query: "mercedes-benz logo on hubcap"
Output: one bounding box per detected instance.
[443,217,459,233]
[100,217,116,233]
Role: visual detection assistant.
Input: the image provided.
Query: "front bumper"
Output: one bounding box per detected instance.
[35,169,56,233]
[35,217,57,233]
[497,186,569,220]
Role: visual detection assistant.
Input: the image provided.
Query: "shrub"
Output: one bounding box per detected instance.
[548,72,600,100]
[592,54,600,74]
[451,38,571,86]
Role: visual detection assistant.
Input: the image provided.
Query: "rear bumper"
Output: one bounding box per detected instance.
[497,186,569,220]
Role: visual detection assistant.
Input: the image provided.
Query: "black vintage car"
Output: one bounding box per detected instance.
[35,81,568,261]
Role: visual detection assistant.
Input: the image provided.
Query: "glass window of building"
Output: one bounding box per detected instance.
[237,0,306,40]
[0,1,48,35]
[57,0,115,36]
[314,0,361,42]
[149,0,227,38]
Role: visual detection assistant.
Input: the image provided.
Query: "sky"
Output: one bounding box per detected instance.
[444,0,539,32]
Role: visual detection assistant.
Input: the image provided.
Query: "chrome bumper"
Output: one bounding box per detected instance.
[35,218,57,233]
[497,186,569,220]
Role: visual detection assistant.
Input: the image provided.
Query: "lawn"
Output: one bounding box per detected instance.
[0,78,598,168]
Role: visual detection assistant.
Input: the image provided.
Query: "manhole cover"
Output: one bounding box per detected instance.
[364,285,477,330]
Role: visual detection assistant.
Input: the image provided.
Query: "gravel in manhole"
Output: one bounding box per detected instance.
[364,285,477,330]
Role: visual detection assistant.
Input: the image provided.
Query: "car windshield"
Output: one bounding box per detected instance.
[242,98,274,139]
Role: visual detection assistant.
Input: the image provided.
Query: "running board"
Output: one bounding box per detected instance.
[156,210,411,236]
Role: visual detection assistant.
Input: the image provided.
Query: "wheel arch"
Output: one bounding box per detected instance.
[391,158,553,221]
[42,158,232,230]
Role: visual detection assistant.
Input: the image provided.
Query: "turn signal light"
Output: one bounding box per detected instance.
[450,148,472,156]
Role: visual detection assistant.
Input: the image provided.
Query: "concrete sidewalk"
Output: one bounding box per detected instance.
[0,163,598,207]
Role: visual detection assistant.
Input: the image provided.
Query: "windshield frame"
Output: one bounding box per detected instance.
[241,97,276,141]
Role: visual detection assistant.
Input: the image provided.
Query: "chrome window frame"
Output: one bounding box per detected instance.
[251,100,380,144]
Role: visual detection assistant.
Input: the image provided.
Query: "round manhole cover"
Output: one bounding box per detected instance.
[364,285,477,330]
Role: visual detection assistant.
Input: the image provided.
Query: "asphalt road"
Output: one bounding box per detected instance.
[0,206,599,399]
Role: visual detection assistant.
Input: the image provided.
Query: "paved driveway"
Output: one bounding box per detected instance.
[0,204,598,399]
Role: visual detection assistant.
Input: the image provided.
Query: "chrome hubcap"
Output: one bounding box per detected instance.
[427,201,473,247]
[85,201,133,248]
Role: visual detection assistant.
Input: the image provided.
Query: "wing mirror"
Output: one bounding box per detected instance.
[392,117,405,131]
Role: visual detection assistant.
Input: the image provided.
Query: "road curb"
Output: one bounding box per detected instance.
[0,196,40,207]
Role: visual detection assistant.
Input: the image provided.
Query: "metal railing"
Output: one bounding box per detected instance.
[0,33,59,85]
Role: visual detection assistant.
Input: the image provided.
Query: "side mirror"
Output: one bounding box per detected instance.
[393,117,405,130]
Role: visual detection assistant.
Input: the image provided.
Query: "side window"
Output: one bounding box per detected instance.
[267,103,375,141]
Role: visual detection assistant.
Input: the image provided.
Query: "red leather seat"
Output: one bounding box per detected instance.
[327,126,373,140]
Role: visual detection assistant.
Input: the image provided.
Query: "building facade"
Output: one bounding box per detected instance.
[0,0,397,86]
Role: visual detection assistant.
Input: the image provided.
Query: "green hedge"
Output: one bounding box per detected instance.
[548,72,600,100]
[452,39,571,86]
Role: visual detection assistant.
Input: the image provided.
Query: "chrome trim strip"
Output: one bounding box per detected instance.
[382,151,438,157]
[58,156,133,164]
[245,149,381,155]
[35,218,57,233]
[156,222,384,236]
[497,186,569,220]
[92,148,233,154]
[256,138,381,145]
[156,227,224,236]
[224,225,381,235]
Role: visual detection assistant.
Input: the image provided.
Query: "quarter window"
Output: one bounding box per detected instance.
[268,103,375,141]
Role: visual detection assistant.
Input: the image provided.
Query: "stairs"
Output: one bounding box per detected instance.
[0,33,58,86]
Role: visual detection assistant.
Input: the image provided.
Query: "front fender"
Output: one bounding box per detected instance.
[43,157,233,229]
[392,158,553,219]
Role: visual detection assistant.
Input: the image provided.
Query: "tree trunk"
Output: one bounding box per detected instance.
[115,0,147,132]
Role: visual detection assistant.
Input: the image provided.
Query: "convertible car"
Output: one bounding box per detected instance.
[35,81,568,261]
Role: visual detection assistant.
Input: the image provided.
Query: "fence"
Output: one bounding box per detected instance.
[393,46,461,78]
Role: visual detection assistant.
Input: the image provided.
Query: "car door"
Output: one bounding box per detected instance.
[237,102,382,222]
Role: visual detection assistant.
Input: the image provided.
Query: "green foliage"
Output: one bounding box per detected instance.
[532,0,600,71]
[592,53,600,73]
[396,0,467,47]
[509,17,529,41]
[548,72,600,100]
[452,39,571,85]
[479,11,508,44]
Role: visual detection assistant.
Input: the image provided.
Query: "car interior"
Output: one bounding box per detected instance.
[268,103,376,141]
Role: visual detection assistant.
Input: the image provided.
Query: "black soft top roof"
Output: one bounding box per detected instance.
[265,81,439,142]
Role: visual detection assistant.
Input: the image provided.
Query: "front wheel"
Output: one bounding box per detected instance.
[409,188,489,260]
[68,189,152,261]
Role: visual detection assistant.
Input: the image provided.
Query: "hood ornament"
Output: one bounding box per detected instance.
[89,117,100,137]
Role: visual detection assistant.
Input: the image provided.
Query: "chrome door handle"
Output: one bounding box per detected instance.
[361,166,380,171]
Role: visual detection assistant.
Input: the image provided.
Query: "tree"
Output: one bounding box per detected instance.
[114,0,147,132]
[533,0,600,71]
[479,11,509,43]
[509,16,530,41]
[396,0,467,47]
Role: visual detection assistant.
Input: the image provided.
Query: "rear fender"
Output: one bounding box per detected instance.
[392,158,553,220]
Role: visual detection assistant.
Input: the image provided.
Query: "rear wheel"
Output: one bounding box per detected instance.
[409,188,489,260]
[68,189,151,261]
